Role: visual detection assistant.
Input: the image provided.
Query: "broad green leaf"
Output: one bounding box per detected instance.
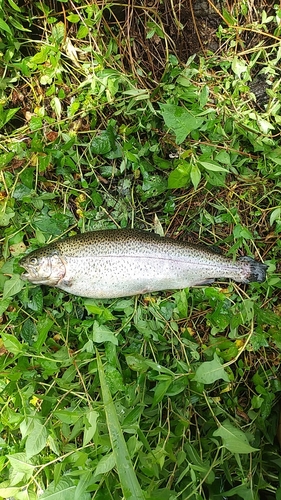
[90,131,114,155]
[159,104,204,144]
[199,161,229,173]
[257,117,275,134]
[268,152,281,165]
[270,207,281,226]
[10,488,37,500]
[152,377,173,407]
[30,46,50,65]
[33,316,54,352]
[231,56,248,78]
[222,8,236,26]
[25,421,48,459]
[0,486,20,498]
[97,351,145,500]
[40,477,82,500]
[51,22,65,44]
[0,206,15,226]
[193,353,230,384]
[83,409,98,446]
[190,163,201,189]
[168,161,191,189]
[0,298,10,316]
[74,472,93,500]
[125,353,149,373]
[105,365,125,393]
[9,18,31,32]
[33,213,72,236]
[26,287,44,313]
[67,14,80,23]
[77,25,89,39]
[51,97,62,119]
[7,453,34,475]
[54,409,83,425]
[7,0,22,11]
[0,18,12,35]
[0,152,15,169]
[223,483,256,500]
[84,300,115,319]
[0,107,20,128]
[95,452,116,476]
[21,319,37,344]
[2,333,23,355]
[92,321,118,345]
[213,419,259,454]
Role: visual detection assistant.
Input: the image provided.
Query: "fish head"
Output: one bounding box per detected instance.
[20,250,66,286]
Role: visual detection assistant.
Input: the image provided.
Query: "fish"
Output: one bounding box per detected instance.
[19,229,267,299]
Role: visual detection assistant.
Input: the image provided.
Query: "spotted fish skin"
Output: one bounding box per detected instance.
[20,229,267,298]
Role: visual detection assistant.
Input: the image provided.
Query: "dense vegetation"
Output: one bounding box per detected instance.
[0,1,280,499]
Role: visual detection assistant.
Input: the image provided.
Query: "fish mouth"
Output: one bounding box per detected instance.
[20,263,52,284]
[21,271,31,281]
[20,268,47,283]
[20,268,55,285]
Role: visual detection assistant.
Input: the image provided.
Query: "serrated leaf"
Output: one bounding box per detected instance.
[213,419,259,454]
[25,421,48,459]
[3,274,24,299]
[193,353,230,384]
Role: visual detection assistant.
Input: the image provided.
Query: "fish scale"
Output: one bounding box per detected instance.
[20,229,267,299]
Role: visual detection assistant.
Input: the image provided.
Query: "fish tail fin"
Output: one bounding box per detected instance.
[238,256,268,283]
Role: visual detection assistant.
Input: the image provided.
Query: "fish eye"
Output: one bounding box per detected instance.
[29,257,38,265]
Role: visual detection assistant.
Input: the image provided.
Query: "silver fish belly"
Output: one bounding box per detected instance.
[20,229,267,298]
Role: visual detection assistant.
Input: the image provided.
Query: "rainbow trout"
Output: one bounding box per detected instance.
[20,229,267,298]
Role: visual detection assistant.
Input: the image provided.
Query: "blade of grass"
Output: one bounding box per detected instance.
[96,350,145,500]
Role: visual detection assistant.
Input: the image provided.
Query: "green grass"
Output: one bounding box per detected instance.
[0,1,281,499]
